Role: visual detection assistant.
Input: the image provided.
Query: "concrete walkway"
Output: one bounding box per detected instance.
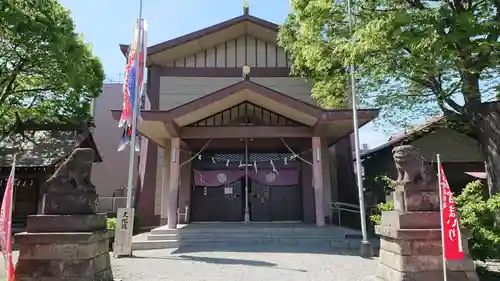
[4,246,379,280]
[112,246,379,281]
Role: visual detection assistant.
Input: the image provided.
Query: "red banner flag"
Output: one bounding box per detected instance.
[439,163,465,261]
[0,160,16,280]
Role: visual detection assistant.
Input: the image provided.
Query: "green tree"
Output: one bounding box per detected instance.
[0,0,104,136]
[279,0,500,194]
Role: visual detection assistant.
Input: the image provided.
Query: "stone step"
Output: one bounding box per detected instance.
[177,231,347,237]
[131,239,179,250]
[177,238,379,250]
[151,227,351,235]
[147,233,178,241]
[134,224,377,251]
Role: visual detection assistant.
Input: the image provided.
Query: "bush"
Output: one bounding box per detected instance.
[107,217,116,231]
[369,200,395,226]
[106,216,140,234]
[455,180,500,261]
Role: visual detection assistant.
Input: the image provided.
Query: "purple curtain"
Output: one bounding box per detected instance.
[248,169,299,186]
[193,169,245,187]
[193,169,299,187]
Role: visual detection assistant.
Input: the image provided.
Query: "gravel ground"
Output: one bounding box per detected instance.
[5,248,499,280]
[112,246,379,281]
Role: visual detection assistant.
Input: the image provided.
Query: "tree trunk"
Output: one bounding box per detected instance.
[477,102,500,196]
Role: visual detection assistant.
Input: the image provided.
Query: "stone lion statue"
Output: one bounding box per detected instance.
[392,145,434,186]
[46,148,96,192]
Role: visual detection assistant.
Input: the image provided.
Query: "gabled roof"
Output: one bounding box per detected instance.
[114,79,378,126]
[119,7,280,59]
[360,116,445,159]
[0,125,102,168]
[148,14,278,56]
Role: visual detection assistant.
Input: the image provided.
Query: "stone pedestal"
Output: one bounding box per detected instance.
[15,213,113,281]
[15,148,114,280]
[374,183,479,281]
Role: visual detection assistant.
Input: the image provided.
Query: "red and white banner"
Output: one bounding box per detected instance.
[0,159,16,280]
[439,163,465,261]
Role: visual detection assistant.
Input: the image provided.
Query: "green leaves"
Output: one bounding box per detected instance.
[456,180,500,260]
[369,200,394,226]
[0,0,104,136]
[279,0,500,126]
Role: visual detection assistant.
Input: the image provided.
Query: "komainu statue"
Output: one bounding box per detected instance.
[46,148,96,193]
[392,145,434,186]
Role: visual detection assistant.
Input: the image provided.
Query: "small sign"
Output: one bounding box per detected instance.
[114,208,135,257]
[224,187,233,195]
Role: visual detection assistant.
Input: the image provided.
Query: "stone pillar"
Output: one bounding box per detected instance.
[375,145,478,281]
[312,137,325,226]
[167,138,181,229]
[15,148,113,281]
[160,140,171,225]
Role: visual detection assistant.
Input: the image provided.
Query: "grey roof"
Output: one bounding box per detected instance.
[0,130,81,167]
[360,116,444,159]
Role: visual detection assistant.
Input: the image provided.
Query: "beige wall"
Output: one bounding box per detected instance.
[164,35,290,68]
[91,83,139,212]
[158,76,315,110]
[159,77,241,110]
[411,128,482,162]
[158,34,316,111]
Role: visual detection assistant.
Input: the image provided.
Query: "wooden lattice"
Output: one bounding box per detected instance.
[187,101,304,127]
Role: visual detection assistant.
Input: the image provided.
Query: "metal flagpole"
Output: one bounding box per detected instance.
[114,0,143,258]
[126,0,144,209]
[437,154,448,281]
[346,0,372,257]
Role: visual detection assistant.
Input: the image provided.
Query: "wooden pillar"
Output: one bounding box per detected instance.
[167,138,181,229]
[312,137,325,226]
[160,140,171,225]
[321,138,332,218]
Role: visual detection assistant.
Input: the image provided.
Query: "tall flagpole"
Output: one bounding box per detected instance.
[126,0,144,209]
[346,0,372,257]
[437,154,448,281]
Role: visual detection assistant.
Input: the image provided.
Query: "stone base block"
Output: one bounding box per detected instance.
[26,213,107,233]
[393,184,440,212]
[379,248,476,272]
[376,262,480,281]
[15,231,113,281]
[376,224,479,281]
[43,191,98,215]
[375,226,441,240]
[380,211,441,229]
[379,236,443,256]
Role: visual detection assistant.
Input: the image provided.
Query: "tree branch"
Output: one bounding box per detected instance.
[405,0,425,9]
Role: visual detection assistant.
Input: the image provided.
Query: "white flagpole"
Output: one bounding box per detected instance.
[347,0,371,256]
[125,0,144,209]
[437,154,447,281]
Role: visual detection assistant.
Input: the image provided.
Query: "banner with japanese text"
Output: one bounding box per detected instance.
[439,163,465,261]
[0,159,16,280]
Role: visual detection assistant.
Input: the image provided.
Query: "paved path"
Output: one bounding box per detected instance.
[4,247,378,280]
[112,246,379,281]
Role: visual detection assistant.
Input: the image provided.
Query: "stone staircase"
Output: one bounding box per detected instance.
[131,223,380,251]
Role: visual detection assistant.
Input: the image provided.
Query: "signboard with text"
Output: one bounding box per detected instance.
[114,208,135,257]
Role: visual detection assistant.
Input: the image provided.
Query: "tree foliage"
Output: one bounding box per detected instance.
[456,180,500,261]
[369,200,394,226]
[0,0,104,136]
[278,0,500,127]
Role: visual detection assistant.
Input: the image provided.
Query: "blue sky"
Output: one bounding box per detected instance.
[59,0,391,148]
